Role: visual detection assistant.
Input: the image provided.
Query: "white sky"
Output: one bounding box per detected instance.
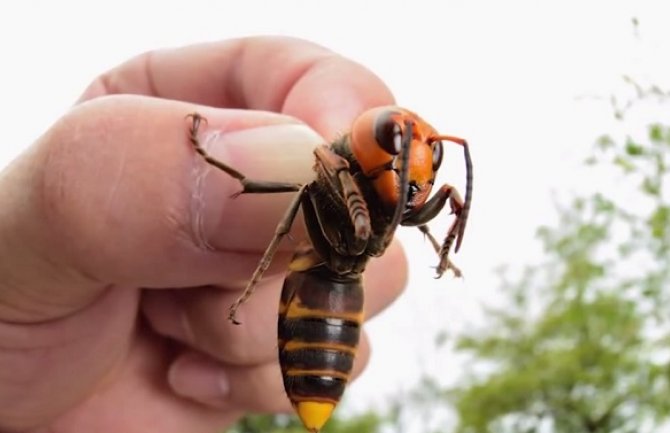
[1,0,669,424]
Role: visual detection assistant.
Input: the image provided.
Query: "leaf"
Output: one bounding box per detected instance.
[596,134,615,150]
[625,139,644,156]
[648,205,670,240]
[642,176,661,196]
[649,124,664,143]
[613,155,636,173]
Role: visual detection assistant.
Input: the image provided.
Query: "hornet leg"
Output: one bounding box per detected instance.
[313,146,372,255]
[228,185,308,324]
[187,113,302,195]
[187,113,306,324]
[417,225,462,278]
[402,183,465,278]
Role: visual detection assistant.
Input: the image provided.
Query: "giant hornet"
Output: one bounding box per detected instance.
[187,106,472,432]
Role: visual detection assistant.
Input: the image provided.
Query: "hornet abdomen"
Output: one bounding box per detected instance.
[278,265,364,433]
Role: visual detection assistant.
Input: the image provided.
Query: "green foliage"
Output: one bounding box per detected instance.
[452,292,668,433]
[448,81,670,433]
[227,414,305,433]
[227,411,385,433]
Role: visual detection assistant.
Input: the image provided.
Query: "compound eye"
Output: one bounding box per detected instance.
[374,111,403,155]
[432,140,443,171]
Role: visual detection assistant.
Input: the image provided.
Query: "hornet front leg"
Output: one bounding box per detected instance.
[402,183,466,278]
[187,113,303,195]
[187,113,305,324]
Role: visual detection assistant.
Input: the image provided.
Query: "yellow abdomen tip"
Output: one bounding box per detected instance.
[296,401,335,432]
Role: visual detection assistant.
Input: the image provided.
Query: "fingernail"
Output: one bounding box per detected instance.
[201,122,324,185]
[168,352,230,406]
[190,121,324,250]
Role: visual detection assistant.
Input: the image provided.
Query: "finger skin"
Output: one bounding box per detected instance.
[36,329,244,433]
[79,36,394,139]
[0,286,139,432]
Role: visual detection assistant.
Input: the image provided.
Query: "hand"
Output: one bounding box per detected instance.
[0,37,407,433]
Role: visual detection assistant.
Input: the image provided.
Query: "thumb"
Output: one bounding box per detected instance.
[0,95,323,323]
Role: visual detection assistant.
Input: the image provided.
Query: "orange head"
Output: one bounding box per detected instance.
[349,106,447,212]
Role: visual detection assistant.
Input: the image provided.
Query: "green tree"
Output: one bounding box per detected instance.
[448,82,670,433]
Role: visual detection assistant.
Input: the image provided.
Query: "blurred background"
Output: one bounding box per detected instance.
[1,1,669,432]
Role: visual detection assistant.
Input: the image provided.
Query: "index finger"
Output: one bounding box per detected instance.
[79,36,395,139]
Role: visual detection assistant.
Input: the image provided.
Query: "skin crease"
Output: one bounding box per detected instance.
[0,37,408,433]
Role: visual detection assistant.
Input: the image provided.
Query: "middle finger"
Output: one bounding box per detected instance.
[142,241,407,365]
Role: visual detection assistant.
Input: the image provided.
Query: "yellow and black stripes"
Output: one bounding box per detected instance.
[278,266,364,406]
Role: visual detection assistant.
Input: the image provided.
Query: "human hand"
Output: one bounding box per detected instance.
[0,37,407,433]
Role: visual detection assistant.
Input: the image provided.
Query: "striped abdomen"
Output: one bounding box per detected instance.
[278,266,364,432]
